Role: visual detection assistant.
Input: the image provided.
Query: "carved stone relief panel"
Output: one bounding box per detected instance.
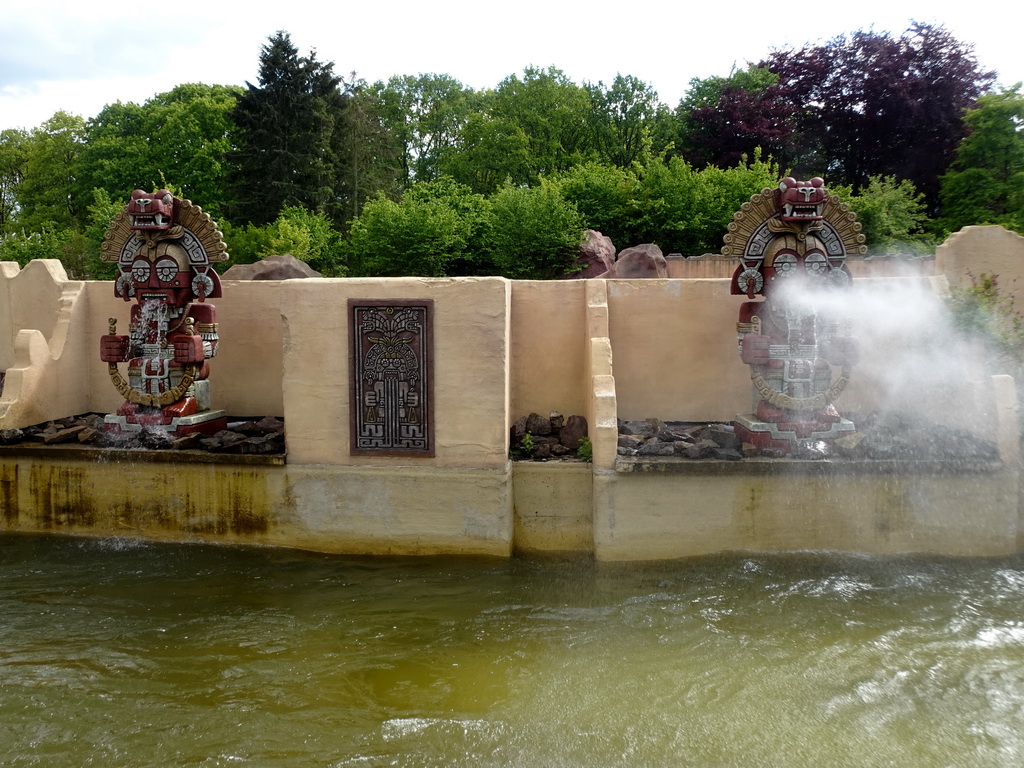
[349,300,434,456]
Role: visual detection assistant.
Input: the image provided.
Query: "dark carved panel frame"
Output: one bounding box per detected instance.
[349,299,435,457]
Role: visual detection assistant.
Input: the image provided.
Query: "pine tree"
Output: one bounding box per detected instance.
[227,31,350,226]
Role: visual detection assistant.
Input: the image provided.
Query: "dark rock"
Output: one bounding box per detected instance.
[528,435,561,446]
[171,432,203,450]
[793,440,832,460]
[705,424,740,451]
[618,434,645,449]
[222,253,322,281]
[563,230,616,279]
[608,244,668,278]
[834,432,865,458]
[0,428,24,444]
[255,415,284,433]
[532,443,552,460]
[510,416,528,445]
[620,420,656,438]
[685,441,717,459]
[713,447,744,461]
[525,412,553,436]
[638,441,675,456]
[549,411,565,431]
[40,426,86,445]
[559,414,588,451]
[550,444,571,456]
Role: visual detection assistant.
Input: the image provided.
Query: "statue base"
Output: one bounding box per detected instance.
[104,409,228,438]
[734,413,856,454]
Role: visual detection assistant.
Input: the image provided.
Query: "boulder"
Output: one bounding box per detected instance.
[563,230,616,279]
[559,414,588,451]
[222,253,322,281]
[608,244,668,278]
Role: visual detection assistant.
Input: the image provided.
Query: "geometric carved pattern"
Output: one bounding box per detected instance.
[349,300,434,456]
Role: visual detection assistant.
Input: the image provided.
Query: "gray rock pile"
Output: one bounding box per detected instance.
[0,413,286,455]
[617,414,1000,462]
[618,419,745,460]
[510,411,589,460]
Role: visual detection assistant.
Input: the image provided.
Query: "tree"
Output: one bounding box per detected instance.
[831,176,931,254]
[586,74,666,167]
[939,85,1024,234]
[674,65,799,170]
[227,31,350,226]
[0,128,29,236]
[436,111,533,194]
[488,180,585,278]
[16,111,87,231]
[78,84,241,218]
[763,23,994,206]
[371,73,479,187]
[346,178,492,276]
[338,74,402,221]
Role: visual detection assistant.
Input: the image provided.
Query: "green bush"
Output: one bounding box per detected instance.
[946,273,1024,371]
[347,178,491,276]
[487,179,585,278]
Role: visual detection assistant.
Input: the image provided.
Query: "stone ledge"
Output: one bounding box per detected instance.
[615,456,1005,476]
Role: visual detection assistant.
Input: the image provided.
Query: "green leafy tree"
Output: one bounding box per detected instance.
[437,111,533,194]
[490,66,594,179]
[488,180,585,278]
[553,161,637,244]
[939,85,1024,235]
[16,111,87,232]
[346,178,491,276]
[830,176,932,255]
[0,128,29,236]
[228,31,351,226]
[78,84,241,218]
[339,75,402,221]
[371,73,479,186]
[585,74,664,167]
[221,206,347,275]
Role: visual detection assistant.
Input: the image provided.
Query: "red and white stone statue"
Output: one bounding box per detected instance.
[723,177,867,453]
[99,189,229,437]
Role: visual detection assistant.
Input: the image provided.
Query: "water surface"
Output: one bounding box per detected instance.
[2,533,1023,767]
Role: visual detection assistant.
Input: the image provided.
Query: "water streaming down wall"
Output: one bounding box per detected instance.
[1,226,1022,559]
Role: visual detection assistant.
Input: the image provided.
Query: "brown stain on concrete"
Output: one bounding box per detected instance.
[7,457,275,543]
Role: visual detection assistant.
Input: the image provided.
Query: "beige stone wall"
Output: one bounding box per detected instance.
[0,261,93,427]
[935,226,1024,301]
[593,461,1020,561]
[607,278,748,422]
[281,277,510,468]
[510,280,587,419]
[666,253,934,280]
[512,462,592,553]
[3,227,1024,559]
[0,453,512,557]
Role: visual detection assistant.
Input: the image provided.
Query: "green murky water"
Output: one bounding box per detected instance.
[2,533,1023,767]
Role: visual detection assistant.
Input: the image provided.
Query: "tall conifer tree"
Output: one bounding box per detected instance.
[227,31,349,225]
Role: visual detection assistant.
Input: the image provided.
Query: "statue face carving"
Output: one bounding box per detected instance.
[778,177,826,222]
[127,189,176,230]
[127,244,194,307]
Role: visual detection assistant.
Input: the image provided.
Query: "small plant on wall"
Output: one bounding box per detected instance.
[577,436,593,462]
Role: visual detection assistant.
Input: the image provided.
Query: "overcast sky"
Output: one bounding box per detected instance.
[0,0,1017,132]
